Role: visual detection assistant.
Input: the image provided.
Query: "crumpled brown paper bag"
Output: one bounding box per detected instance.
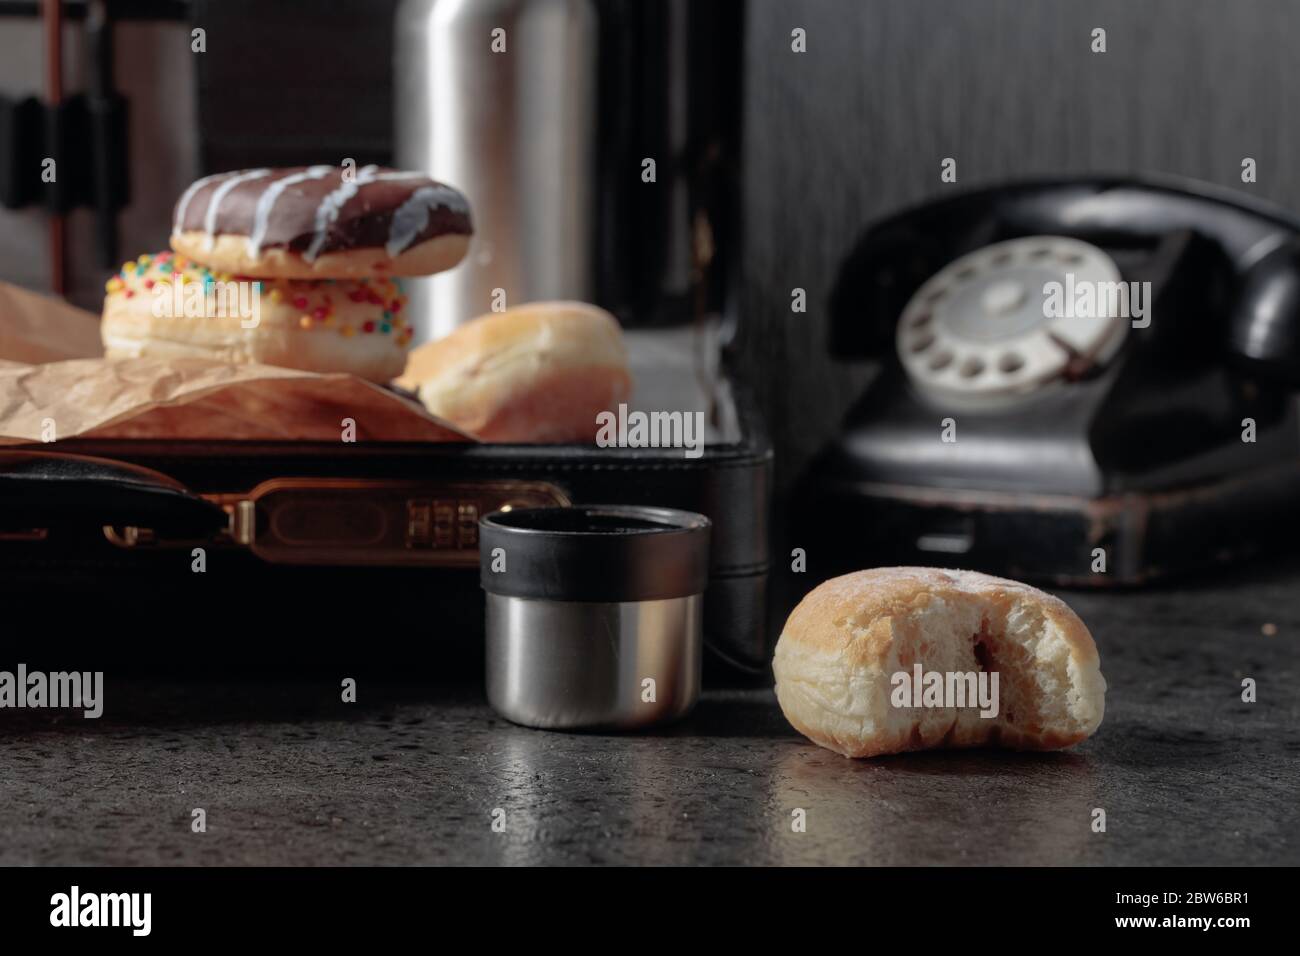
[0,281,473,444]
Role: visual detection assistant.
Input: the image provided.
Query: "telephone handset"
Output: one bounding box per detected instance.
[830,177,1300,397]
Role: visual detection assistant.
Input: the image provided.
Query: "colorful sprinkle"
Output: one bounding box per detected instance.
[103,256,422,348]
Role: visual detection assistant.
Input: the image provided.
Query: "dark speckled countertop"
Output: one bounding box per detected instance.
[3,558,1298,866]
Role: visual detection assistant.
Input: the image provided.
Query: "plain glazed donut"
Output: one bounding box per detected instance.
[101,251,413,383]
[169,165,472,280]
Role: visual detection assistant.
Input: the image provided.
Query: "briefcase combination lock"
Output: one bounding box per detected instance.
[209,478,571,567]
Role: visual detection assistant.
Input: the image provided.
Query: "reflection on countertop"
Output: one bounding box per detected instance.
[3,555,1297,867]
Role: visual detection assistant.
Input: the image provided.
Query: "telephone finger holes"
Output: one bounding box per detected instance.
[998,352,1025,374]
[897,236,1124,401]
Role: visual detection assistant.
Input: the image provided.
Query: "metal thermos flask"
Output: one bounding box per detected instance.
[394,0,597,340]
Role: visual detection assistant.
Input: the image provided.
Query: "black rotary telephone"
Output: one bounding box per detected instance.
[809,177,1300,585]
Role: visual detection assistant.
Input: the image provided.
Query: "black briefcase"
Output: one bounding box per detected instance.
[0,383,772,680]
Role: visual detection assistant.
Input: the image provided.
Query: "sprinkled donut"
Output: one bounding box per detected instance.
[101,251,413,383]
[169,165,473,280]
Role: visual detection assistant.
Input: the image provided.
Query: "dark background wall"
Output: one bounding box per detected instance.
[737,0,1300,495]
[3,0,1297,484]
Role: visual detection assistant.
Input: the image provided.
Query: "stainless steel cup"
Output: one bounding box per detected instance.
[479,506,711,730]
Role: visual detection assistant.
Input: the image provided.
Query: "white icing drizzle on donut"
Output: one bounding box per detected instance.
[172,172,228,237]
[248,165,333,258]
[303,165,381,262]
[303,167,440,262]
[202,168,272,252]
[385,184,469,257]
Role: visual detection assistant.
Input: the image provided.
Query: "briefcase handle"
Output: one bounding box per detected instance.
[0,449,228,538]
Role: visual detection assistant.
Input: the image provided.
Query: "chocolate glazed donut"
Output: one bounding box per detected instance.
[170,165,473,280]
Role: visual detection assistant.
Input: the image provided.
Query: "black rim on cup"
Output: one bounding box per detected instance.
[479,505,712,603]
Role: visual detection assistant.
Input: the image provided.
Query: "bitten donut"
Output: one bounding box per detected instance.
[396,301,632,442]
[170,165,472,279]
[101,251,413,383]
[773,568,1106,758]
